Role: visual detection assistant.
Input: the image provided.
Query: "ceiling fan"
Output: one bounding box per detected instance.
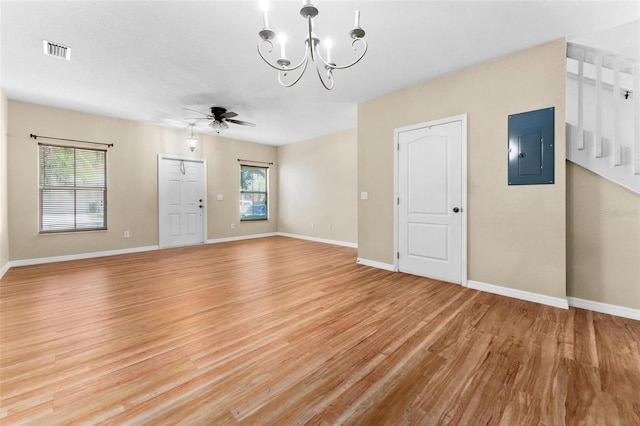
[184,106,256,133]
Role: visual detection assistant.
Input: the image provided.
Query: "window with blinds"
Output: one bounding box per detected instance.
[39,144,107,233]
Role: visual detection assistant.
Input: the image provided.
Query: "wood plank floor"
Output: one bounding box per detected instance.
[1,236,639,425]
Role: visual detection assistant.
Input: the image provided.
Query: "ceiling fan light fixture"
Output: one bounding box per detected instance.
[210,120,229,133]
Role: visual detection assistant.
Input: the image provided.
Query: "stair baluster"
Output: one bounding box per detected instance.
[595,54,603,158]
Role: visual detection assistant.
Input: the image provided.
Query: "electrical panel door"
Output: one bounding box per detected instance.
[508,107,555,185]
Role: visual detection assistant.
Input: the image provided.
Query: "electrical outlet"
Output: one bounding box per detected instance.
[328,224,332,231]
[230,223,235,229]
[123,230,130,238]
[312,223,315,229]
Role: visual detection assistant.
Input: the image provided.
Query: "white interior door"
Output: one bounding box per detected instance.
[397,115,466,284]
[158,156,206,248]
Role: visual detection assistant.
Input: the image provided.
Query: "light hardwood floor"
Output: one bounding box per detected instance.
[1,236,639,425]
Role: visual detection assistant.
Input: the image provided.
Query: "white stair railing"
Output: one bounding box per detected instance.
[595,53,603,158]
[566,42,640,194]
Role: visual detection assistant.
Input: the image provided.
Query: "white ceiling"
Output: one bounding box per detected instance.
[1,1,639,146]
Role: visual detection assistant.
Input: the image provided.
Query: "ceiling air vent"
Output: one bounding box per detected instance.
[43,40,71,61]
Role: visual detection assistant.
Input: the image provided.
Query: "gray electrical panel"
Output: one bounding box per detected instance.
[508,107,555,185]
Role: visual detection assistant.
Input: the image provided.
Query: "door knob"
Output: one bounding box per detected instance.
[453,207,460,213]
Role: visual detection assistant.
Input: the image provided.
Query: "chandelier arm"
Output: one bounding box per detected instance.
[327,38,369,71]
[313,41,329,68]
[278,56,311,87]
[314,61,335,90]
[257,39,310,72]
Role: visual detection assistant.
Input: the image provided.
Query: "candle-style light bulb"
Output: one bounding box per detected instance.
[259,1,270,28]
[278,33,287,58]
[354,10,360,27]
[325,39,333,63]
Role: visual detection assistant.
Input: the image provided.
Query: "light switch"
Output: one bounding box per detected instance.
[217,194,223,201]
[360,192,368,200]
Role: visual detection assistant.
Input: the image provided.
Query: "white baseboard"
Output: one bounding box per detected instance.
[0,262,9,280]
[277,232,358,249]
[356,258,396,272]
[207,232,278,244]
[8,245,160,268]
[468,280,569,310]
[568,297,640,321]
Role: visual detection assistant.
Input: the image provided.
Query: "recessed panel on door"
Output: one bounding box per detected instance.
[408,223,448,261]
[187,213,197,235]
[186,180,198,206]
[170,180,181,205]
[170,214,180,236]
[185,163,199,206]
[408,137,448,215]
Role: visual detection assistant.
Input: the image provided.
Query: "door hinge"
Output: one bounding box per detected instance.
[397,143,400,151]
[397,252,400,259]
[397,197,400,205]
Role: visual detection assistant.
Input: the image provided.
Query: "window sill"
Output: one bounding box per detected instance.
[39,228,108,235]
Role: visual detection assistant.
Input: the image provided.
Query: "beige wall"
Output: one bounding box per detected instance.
[0,90,8,271]
[358,38,567,298]
[7,100,277,261]
[567,162,640,309]
[277,128,357,244]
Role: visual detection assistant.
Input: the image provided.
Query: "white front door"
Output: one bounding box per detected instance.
[396,115,466,284]
[158,156,207,248]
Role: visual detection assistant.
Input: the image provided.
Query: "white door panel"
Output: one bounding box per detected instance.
[408,223,448,260]
[159,156,206,248]
[170,214,180,236]
[408,136,448,215]
[397,117,466,284]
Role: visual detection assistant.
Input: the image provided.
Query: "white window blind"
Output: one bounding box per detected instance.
[39,144,107,233]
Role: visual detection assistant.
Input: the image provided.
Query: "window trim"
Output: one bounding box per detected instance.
[239,164,268,222]
[38,143,108,234]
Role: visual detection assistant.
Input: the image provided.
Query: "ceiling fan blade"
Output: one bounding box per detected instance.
[182,107,209,116]
[220,111,238,119]
[226,119,256,127]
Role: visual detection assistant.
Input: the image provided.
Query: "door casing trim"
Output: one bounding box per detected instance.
[393,114,468,287]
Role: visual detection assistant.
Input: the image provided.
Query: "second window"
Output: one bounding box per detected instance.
[240,165,268,221]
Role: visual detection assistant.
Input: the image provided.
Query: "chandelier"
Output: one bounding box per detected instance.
[257,0,367,90]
